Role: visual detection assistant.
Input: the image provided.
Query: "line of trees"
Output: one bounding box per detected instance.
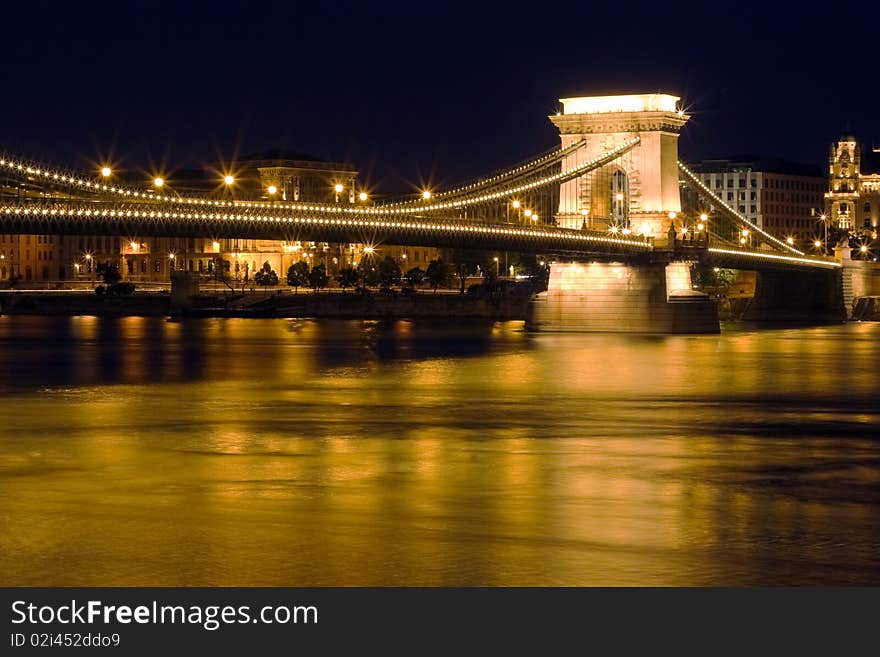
[231,250,549,296]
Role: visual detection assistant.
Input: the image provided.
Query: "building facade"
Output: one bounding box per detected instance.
[825,135,880,232]
[688,157,825,241]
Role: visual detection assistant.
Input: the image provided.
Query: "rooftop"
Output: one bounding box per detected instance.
[559,94,680,115]
[688,156,824,178]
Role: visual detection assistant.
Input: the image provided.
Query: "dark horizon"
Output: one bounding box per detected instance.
[2,2,878,194]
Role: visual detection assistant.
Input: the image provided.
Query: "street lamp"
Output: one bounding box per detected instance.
[100,166,112,178]
[493,256,499,276]
[422,190,432,200]
[334,183,344,203]
[359,191,368,202]
[153,177,164,188]
[224,175,235,186]
[267,185,277,196]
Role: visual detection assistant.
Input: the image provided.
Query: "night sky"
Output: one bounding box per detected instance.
[3,1,878,193]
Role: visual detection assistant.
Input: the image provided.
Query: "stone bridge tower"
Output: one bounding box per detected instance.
[550,94,688,241]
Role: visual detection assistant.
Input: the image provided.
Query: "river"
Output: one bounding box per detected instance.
[0,316,878,585]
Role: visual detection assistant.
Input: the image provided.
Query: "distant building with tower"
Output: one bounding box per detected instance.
[824,136,880,232]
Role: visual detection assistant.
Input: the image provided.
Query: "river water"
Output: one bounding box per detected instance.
[0,316,877,585]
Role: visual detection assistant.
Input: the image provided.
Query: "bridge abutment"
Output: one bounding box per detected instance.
[742,268,846,323]
[527,260,719,333]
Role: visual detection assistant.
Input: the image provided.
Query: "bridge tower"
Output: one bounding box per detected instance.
[550,94,688,240]
[531,93,718,333]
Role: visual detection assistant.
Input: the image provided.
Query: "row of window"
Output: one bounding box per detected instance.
[700,174,823,193]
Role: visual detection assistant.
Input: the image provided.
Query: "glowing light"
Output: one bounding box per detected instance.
[559,94,679,115]
[130,241,139,251]
[153,177,164,188]
[741,229,750,236]
[621,228,632,235]
[610,225,619,234]
[740,237,746,245]
[580,209,588,216]
[860,245,868,253]
[359,192,368,202]
[786,237,794,245]
[84,253,92,260]
[697,223,704,231]
[267,185,277,195]
[615,193,624,202]
[668,211,677,220]
[223,175,235,186]
[422,190,432,200]
[100,167,112,178]
[699,213,708,222]
[334,183,344,194]
[814,240,822,248]
[524,209,532,218]
[169,253,175,260]
[363,246,375,254]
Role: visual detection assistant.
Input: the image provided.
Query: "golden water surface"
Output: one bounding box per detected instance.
[0,317,878,585]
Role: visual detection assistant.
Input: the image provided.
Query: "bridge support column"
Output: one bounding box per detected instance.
[527,261,719,333]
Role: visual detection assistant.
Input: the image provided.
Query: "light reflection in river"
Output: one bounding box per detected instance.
[0,316,877,585]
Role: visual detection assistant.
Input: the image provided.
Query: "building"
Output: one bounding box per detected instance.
[825,135,880,232]
[687,157,825,242]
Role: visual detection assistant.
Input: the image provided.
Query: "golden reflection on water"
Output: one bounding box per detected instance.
[0,316,878,585]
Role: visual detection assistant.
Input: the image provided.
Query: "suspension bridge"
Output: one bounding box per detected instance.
[0,92,864,332]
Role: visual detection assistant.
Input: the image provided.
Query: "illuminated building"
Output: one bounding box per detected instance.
[825,136,880,231]
[688,157,825,241]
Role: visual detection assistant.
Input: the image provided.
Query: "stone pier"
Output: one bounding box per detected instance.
[527,260,719,333]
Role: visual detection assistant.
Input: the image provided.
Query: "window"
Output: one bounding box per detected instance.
[727,179,733,188]
[750,205,757,213]
[727,192,733,201]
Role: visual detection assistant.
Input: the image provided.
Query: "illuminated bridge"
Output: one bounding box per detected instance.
[0,92,863,332]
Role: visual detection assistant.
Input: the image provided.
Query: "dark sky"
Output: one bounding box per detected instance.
[2,1,878,193]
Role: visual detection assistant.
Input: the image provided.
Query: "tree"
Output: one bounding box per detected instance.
[254,261,278,288]
[377,256,401,290]
[357,260,380,288]
[425,258,452,293]
[403,266,425,291]
[212,256,235,292]
[449,248,491,294]
[286,261,310,293]
[308,264,329,293]
[336,266,359,293]
[96,261,122,285]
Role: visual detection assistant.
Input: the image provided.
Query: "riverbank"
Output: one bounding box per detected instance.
[0,290,530,320]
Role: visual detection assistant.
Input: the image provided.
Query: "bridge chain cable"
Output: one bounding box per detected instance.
[376,139,586,207]
[678,161,804,256]
[1,139,635,219]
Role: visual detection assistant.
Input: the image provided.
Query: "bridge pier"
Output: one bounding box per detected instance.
[527,260,719,333]
[742,268,846,323]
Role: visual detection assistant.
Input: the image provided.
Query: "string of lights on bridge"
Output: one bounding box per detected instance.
[376,139,588,207]
[0,139,628,221]
[678,161,805,256]
[0,202,654,252]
